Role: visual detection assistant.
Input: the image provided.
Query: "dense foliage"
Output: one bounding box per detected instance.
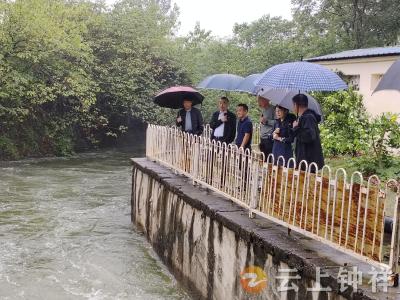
[317,89,400,178]
[0,0,188,159]
[318,90,369,157]
[353,113,400,178]
[1,0,400,160]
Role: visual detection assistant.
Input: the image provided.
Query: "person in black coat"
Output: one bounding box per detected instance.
[291,94,324,170]
[272,106,296,166]
[209,96,236,144]
[176,99,204,135]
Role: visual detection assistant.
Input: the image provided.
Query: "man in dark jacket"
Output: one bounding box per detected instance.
[291,94,324,170]
[176,99,204,135]
[210,96,236,144]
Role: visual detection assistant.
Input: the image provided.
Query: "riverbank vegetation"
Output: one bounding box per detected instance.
[0,0,188,159]
[1,0,400,179]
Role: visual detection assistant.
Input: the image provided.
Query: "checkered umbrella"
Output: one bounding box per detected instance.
[255,61,347,92]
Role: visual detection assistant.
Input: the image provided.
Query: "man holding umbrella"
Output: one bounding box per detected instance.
[176,99,204,135]
[291,94,324,170]
[154,86,205,135]
[254,61,347,169]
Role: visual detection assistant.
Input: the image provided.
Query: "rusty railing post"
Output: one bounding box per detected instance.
[389,195,400,287]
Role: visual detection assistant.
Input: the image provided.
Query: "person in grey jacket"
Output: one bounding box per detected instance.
[257,95,275,158]
[176,99,204,135]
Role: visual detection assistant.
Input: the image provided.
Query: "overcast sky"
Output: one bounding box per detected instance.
[173,0,293,37]
[106,0,293,37]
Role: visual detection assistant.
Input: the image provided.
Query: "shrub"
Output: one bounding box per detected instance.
[317,89,369,156]
[357,113,400,176]
[316,90,400,179]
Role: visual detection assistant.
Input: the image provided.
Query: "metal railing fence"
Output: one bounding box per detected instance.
[146,124,400,278]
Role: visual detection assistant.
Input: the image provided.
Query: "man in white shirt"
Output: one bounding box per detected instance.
[208,97,237,186]
[210,97,236,144]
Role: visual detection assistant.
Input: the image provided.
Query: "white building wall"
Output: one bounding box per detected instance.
[315,55,400,116]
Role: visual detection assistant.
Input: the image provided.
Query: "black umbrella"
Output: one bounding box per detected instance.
[374,60,400,93]
[154,86,204,109]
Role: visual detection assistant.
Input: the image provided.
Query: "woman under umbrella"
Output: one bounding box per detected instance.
[271,105,296,166]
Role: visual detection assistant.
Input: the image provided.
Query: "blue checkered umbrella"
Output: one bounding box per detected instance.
[255,61,347,92]
[234,73,262,95]
[197,74,244,91]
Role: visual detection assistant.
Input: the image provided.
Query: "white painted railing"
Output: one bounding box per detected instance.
[202,123,260,146]
[203,124,212,140]
[146,124,400,280]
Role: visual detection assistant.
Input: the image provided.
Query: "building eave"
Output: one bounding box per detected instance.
[306,52,400,62]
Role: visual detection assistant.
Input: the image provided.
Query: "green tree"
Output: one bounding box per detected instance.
[90,0,190,135]
[292,0,400,52]
[318,89,369,156]
[365,113,400,168]
[0,0,98,157]
[232,15,301,71]
[0,0,192,159]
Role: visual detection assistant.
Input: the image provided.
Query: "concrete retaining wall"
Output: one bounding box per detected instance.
[131,158,391,300]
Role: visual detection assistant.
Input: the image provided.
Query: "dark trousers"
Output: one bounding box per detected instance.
[212,136,226,143]
[209,138,228,187]
[259,138,273,160]
[238,152,250,191]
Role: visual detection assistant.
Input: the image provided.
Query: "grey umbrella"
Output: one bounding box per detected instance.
[374,60,400,93]
[234,73,262,94]
[197,74,244,91]
[258,87,323,118]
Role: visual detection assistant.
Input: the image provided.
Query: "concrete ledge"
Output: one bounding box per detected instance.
[131,158,397,300]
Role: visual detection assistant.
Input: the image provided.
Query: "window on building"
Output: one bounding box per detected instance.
[342,75,360,91]
[371,74,383,91]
